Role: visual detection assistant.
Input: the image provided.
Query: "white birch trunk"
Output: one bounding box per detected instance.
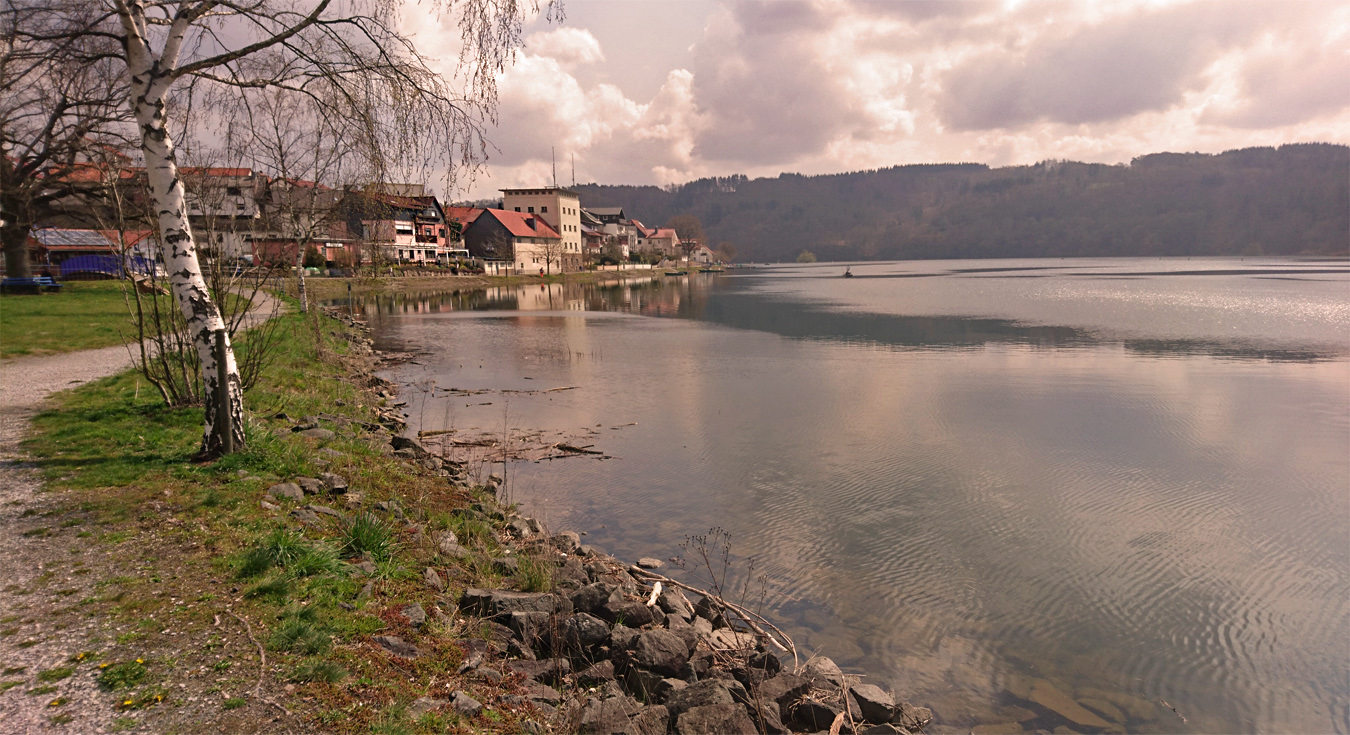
[295,242,309,313]
[120,3,245,455]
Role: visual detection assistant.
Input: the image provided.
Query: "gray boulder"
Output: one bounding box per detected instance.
[551,531,581,553]
[289,507,322,525]
[407,697,445,718]
[294,477,325,494]
[577,695,640,735]
[400,603,426,628]
[571,582,619,614]
[423,567,444,591]
[665,679,735,718]
[522,679,561,705]
[390,435,431,458]
[802,656,846,689]
[371,635,419,659]
[627,705,671,735]
[575,659,617,685]
[561,612,611,650]
[788,697,844,732]
[756,674,812,710]
[849,683,896,724]
[298,427,335,440]
[600,599,653,628]
[449,690,482,717]
[610,624,640,651]
[460,588,568,616]
[892,702,933,732]
[632,629,690,677]
[267,482,304,501]
[658,589,695,622]
[318,472,348,493]
[676,703,758,735]
[507,657,571,684]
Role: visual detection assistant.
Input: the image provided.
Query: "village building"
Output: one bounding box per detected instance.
[345,185,450,264]
[249,179,354,267]
[178,167,267,260]
[440,206,483,261]
[500,187,583,271]
[26,227,159,278]
[461,208,563,274]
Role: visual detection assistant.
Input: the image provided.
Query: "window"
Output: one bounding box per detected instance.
[514,207,521,212]
[528,207,534,213]
[541,206,548,213]
[226,187,242,196]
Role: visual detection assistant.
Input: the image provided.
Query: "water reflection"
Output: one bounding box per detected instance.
[337,270,1346,362]
[360,262,1349,734]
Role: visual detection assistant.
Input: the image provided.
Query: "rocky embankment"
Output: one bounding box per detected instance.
[305,308,933,734]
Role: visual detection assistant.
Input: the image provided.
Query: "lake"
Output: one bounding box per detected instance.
[353,258,1349,733]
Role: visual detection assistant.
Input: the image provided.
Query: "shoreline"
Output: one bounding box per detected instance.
[333,305,937,734]
[303,268,664,302]
[3,301,931,734]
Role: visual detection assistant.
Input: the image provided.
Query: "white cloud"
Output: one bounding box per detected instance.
[523,27,605,69]
[457,0,1350,198]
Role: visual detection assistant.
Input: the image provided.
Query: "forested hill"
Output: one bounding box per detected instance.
[575,144,1348,262]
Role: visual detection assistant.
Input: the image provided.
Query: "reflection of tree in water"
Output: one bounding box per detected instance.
[349,275,1342,362]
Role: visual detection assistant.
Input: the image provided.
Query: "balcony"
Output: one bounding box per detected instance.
[415,233,439,244]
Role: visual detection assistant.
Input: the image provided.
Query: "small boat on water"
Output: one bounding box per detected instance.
[843,267,854,278]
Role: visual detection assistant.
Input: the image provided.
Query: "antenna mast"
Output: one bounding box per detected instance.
[571,153,576,187]
[552,147,557,187]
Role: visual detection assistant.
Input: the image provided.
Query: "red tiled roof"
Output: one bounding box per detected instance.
[442,207,483,226]
[652,228,679,241]
[363,192,439,210]
[178,167,255,177]
[485,209,560,239]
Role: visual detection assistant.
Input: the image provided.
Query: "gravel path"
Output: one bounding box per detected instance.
[0,292,284,734]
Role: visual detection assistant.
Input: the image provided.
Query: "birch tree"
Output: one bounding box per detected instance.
[15,0,557,457]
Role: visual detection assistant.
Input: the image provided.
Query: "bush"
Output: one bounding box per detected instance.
[303,245,326,269]
[339,512,394,562]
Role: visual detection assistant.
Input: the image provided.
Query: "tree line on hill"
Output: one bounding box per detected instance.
[576,144,1348,263]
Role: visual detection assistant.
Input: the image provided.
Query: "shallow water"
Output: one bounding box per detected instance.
[356,258,1350,733]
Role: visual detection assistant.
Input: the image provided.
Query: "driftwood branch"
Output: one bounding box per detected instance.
[630,566,798,668]
[555,443,603,455]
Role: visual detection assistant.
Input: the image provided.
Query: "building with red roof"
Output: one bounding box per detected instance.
[462,208,564,274]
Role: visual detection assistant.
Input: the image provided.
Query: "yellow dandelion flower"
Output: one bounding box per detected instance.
[99,663,109,669]
[135,658,144,664]
[48,700,60,707]
[123,700,133,706]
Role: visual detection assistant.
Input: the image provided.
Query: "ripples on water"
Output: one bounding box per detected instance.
[352,258,1349,733]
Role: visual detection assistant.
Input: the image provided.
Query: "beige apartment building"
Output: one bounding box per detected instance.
[500,187,583,271]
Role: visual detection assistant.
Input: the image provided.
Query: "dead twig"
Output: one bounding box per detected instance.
[226,609,292,717]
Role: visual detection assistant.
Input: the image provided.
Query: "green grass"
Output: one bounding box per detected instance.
[36,666,74,682]
[96,661,147,691]
[0,280,139,359]
[18,310,547,734]
[339,512,395,562]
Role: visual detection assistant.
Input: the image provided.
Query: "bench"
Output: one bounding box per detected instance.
[1,276,64,294]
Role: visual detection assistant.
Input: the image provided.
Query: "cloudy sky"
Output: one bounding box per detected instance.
[409,0,1350,199]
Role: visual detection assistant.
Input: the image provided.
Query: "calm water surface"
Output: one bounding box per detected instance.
[355,258,1349,734]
